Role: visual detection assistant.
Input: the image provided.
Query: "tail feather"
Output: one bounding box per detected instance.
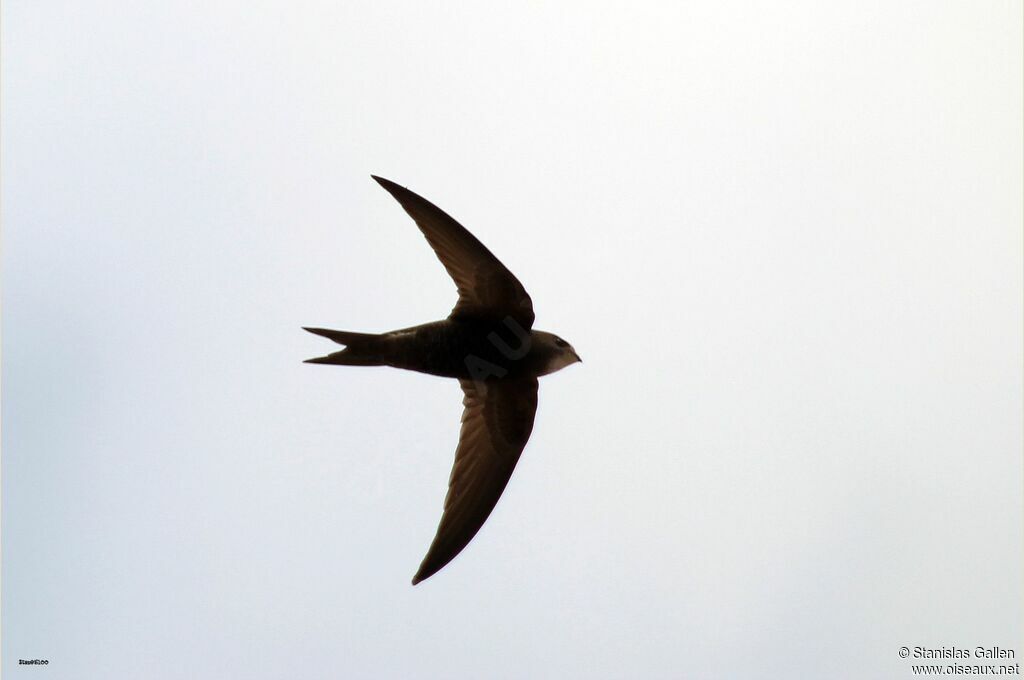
[302,327,380,346]
[303,327,386,366]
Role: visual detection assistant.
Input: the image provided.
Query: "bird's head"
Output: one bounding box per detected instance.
[534,331,582,375]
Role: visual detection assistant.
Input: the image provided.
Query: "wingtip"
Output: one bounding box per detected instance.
[371,174,405,195]
[411,564,434,585]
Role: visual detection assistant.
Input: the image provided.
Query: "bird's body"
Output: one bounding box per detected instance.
[306,320,575,380]
[304,176,580,585]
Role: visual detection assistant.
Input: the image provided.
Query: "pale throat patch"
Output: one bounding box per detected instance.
[543,350,578,375]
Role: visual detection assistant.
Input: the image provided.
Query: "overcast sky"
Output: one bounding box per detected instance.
[3,2,1021,678]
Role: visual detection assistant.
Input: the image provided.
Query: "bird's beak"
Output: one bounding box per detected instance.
[574,351,583,364]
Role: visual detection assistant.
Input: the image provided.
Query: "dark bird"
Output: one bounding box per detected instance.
[304,176,581,585]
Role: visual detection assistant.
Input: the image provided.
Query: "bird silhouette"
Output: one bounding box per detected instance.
[304,176,581,584]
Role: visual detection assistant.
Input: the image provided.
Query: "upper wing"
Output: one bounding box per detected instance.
[412,377,539,585]
[372,175,535,329]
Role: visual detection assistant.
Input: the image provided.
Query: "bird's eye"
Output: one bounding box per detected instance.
[554,338,567,348]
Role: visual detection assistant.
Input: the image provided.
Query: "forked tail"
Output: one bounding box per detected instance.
[302,327,387,366]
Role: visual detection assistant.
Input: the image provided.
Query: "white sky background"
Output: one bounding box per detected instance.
[2,2,1021,678]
